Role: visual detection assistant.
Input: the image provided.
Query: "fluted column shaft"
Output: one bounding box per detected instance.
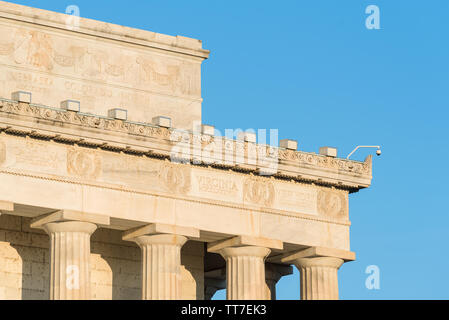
[134,234,187,300]
[294,257,344,300]
[43,221,97,300]
[219,246,271,300]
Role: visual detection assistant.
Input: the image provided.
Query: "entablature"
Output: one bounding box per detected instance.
[0,98,372,193]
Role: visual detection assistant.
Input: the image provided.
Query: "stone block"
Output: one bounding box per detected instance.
[319,146,337,158]
[152,116,172,128]
[60,100,80,112]
[237,131,257,143]
[201,124,215,136]
[11,91,31,103]
[280,139,298,150]
[108,108,128,121]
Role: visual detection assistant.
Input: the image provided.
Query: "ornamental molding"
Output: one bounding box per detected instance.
[0,99,372,190]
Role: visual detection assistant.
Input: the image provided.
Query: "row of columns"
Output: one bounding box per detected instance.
[29,211,347,300]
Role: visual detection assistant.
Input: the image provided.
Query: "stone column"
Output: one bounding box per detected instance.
[264,263,293,300]
[294,257,344,300]
[133,234,187,300]
[219,246,271,300]
[43,221,97,300]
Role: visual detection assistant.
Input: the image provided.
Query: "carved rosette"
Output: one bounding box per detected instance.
[278,149,371,175]
[159,163,191,195]
[243,177,275,207]
[317,189,347,219]
[67,148,101,179]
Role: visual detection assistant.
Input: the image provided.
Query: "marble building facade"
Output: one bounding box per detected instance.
[0,1,372,300]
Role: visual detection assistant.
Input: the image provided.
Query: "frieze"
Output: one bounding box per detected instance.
[0,99,371,180]
[0,27,202,96]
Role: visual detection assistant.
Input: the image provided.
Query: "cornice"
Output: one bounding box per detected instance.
[0,98,372,192]
[0,1,209,59]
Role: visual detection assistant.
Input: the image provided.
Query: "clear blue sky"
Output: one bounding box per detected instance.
[6,0,449,299]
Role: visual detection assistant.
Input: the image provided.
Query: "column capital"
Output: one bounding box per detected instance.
[43,220,97,235]
[268,246,355,264]
[122,223,199,241]
[207,235,283,254]
[294,257,344,269]
[132,233,188,247]
[30,210,110,229]
[219,246,271,259]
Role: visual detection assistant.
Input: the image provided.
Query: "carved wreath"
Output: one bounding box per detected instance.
[317,189,346,218]
[67,148,102,179]
[243,177,275,207]
[159,163,191,195]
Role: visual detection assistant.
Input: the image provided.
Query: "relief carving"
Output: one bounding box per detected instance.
[196,175,238,196]
[159,162,191,195]
[0,99,372,179]
[0,26,195,95]
[278,149,371,175]
[317,189,347,218]
[243,177,275,207]
[53,46,87,69]
[67,148,101,179]
[136,56,181,92]
[14,30,54,71]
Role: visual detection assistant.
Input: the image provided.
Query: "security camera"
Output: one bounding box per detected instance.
[346,145,382,159]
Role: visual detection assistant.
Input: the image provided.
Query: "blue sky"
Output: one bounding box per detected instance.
[6,0,449,299]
